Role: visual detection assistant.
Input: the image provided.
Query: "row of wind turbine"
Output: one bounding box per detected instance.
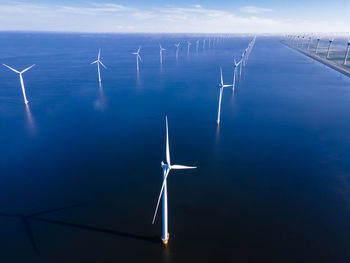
[216,36,256,126]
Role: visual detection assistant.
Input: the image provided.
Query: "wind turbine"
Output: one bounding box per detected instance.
[187,41,192,55]
[239,52,244,77]
[196,40,199,53]
[91,49,107,84]
[152,116,197,245]
[159,44,166,64]
[203,39,206,50]
[217,67,233,125]
[175,42,180,60]
[307,37,312,50]
[315,37,321,54]
[3,64,35,105]
[233,58,241,93]
[326,38,334,59]
[132,46,142,72]
[344,39,350,65]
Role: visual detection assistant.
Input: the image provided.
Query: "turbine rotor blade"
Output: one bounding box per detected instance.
[166,116,171,165]
[152,168,170,224]
[91,60,98,64]
[220,67,223,86]
[138,54,142,62]
[3,64,20,74]
[99,61,107,69]
[21,64,36,74]
[98,49,101,60]
[171,165,197,170]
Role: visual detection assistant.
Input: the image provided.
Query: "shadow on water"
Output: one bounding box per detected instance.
[31,217,161,244]
[0,204,161,254]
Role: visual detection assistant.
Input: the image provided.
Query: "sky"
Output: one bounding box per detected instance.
[0,0,348,33]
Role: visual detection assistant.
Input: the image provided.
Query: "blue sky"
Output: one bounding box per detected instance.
[0,0,348,33]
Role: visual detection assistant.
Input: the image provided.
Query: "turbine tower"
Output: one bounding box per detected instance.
[91,49,107,83]
[344,39,350,65]
[217,67,233,125]
[3,64,35,105]
[196,40,199,53]
[203,39,206,50]
[159,44,166,64]
[152,116,196,245]
[326,38,334,59]
[132,46,142,72]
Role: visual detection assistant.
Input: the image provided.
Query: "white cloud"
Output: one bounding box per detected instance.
[240,6,273,14]
[0,2,347,33]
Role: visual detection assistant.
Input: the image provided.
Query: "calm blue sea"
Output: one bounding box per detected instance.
[0,32,350,262]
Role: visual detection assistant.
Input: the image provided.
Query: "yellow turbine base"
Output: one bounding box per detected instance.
[162,233,169,246]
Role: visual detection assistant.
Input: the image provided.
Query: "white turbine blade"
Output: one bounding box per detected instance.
[166,116,171,165]
[132,52,137,55]
[220,67,223,86]
[171,165,197,170]
[223,84,233,88]
[138,54,142,62]
[3,64,20,73]
[21,64,35,74]
[91,60,98,64]
[99,61,107,69]
[98,49,101,60]
[234,58,237,66]
[138,46,141,53]
[152,169,170,224]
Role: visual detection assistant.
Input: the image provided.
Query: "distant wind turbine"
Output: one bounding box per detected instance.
[196,40,199,53]
[187,41,192,55]
[217,67,233,125]
[203,39,206,50]
[307,37,312,50]
[315,37,321,54]
[3,64,35,105]
[152,116,196,245]
[326,38,334,59]
[91,49,107,84]
[344,40,350,65]
[132,46,142,72]
[175,42,180,60]
[239,52,244,77]
[159,44,166,64]
[233,58,241,93]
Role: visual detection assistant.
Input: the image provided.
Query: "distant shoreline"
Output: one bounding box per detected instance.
[282,41,350,78]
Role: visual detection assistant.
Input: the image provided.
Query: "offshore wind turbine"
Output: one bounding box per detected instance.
[239,52,244,77]
[196,40,199,53]
[91,49,107,84]
[326,38,334,59]
[175,42,180,60]
[3,64,35,105]
[344,39,350,65]
[203,39,206,50]
[232,58,241,93]
[217,67,233,125]
[159,44,166,64]
[152,116,196,245]
[307,37,312,50]
[315,37,321,54]
[187,41,192,55]
[132,46,142,72]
